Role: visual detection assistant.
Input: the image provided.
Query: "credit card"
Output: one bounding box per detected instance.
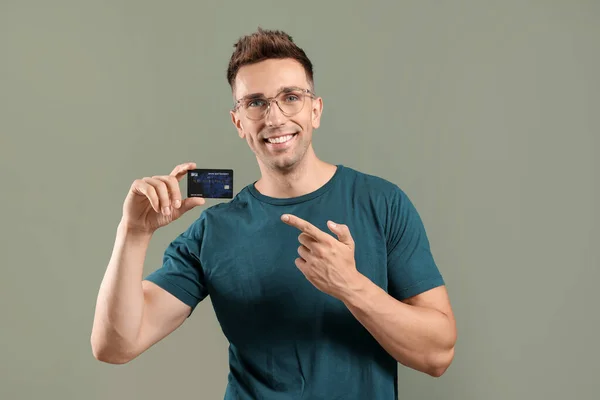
[187,169,233,199]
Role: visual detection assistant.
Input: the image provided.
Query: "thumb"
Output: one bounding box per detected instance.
[327,221,354,248]
[177,197,206,215]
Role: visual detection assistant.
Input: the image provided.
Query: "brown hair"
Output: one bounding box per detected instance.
[226,27,314,94]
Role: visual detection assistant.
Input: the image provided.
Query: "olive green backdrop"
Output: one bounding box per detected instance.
[1,0,598,399]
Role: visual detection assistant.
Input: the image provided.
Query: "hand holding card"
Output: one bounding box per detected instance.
[121,162,206,234]
[187,169,234,199]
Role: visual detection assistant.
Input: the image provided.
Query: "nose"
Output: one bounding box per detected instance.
[264,99,286,127]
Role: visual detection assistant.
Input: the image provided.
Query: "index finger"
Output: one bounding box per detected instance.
[281,214,326,241]
[169,162,196,181]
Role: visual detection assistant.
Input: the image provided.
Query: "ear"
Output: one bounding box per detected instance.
[311,97,323,129]
[230,110,245,139]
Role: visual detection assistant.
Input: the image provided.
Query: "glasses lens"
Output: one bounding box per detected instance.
[243,90,307,120]
[276,90,305,116]
[244,98,267,120]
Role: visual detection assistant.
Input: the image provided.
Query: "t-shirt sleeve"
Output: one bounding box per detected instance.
[385,186,445,301]
[143,216,209,316]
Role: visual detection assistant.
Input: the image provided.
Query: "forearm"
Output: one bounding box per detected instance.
[341,275,455,377]
[91,221,153,361]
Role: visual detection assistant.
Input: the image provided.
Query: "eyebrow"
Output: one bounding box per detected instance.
[241,86,302,100]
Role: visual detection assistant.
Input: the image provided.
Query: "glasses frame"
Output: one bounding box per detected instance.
[232,87,316,121]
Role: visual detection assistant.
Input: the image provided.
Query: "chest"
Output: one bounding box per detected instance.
[203,210,389,304]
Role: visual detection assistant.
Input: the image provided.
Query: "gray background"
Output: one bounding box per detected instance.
[1,0,598,399]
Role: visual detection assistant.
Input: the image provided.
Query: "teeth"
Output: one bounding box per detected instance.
[267,134,294,144]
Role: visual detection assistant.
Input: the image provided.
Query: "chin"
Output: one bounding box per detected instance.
[263,152,300,170]
[270,158,298,171]
[258,139,311,171]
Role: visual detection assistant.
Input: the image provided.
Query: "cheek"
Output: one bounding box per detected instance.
[242,123,262,144]
[294,110,314,131]
[248,131,263,147]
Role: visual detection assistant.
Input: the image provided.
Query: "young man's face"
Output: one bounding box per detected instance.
[230,58,323,172]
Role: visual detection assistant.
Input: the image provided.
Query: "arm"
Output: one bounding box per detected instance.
[281,186,455,376]
[90,222,191,364]
[280,212,456,376]
[341,279,456,377]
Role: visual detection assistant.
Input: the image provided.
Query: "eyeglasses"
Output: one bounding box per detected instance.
[233,87,315,121]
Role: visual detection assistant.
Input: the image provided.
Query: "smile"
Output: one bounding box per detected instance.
[264,133,297,144]
[263,133,298,149]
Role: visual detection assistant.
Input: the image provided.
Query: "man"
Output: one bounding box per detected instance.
[91,28,456,399]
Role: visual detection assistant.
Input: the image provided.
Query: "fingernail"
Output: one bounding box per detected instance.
[330,221,337,228]
[282,215,289,221]
[174,200,181,208]
[163,207,171,215]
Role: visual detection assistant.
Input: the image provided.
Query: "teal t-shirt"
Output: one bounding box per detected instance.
[144,164,444,399]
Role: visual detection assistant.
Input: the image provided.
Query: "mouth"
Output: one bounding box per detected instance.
[263,133,298,147]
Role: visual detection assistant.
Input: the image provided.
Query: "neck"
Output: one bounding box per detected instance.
[254,148,337,198]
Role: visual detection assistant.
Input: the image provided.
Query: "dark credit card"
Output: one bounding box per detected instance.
[187,169,233,199]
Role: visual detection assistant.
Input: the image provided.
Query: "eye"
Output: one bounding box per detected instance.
[283,94,300,102]
[247,99,266,108]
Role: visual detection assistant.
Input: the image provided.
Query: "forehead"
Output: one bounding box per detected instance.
[234,58,309,98]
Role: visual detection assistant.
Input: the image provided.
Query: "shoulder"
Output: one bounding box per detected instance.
[183,186,253,231]
[339,166,424,236]
[340,164,407,203]
[201,186,252,218]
